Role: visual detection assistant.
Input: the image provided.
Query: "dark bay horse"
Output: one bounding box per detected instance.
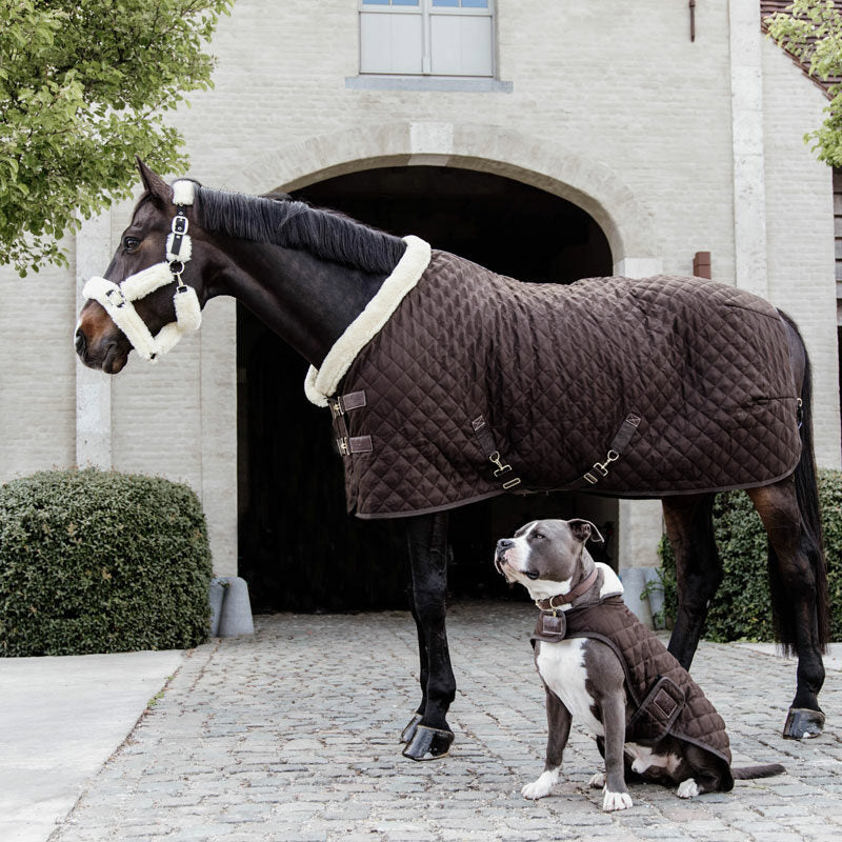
[75,163,829,759]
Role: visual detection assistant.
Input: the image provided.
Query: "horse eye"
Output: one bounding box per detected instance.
[122,236,141,252]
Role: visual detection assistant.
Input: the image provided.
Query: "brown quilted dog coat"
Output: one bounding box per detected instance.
[533,595,734,791]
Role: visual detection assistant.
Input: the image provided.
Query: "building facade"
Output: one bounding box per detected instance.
[1,1,839,616]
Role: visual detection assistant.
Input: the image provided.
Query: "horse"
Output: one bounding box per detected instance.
[75,162,829,760]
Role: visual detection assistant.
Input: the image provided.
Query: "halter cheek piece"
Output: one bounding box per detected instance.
[81,179,202,361]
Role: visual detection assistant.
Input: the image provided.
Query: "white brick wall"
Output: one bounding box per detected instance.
[762,38,840,469]
[0,246,77,478]
[2,0,839,575]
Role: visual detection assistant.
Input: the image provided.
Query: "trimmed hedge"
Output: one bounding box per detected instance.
[658,469,842,642]
[0,469,212,656]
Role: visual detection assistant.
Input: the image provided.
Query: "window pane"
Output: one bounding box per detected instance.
[360,12,423,73]
[362,0,390,5]
[392,0,419,5]
[432,1,459,7]
[461,0,489,7]
[430,14,492,75]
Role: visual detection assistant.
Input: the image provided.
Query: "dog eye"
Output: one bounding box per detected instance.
[531,532,545,541]
[122,236,141,252]
[526,570,540,580]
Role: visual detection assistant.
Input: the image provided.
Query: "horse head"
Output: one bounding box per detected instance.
[75,160,209,373]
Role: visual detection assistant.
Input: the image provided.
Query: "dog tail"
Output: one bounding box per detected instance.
[731,763,786,780]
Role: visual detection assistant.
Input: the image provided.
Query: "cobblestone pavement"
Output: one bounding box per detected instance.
[53,602,842,842]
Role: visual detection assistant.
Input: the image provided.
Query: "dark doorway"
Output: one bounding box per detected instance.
[238,166,614,612]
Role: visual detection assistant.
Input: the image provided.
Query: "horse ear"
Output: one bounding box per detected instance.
[568,519,605,545]
[136,158,170,205]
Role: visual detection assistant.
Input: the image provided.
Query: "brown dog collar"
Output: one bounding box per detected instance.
[534,567,600,613]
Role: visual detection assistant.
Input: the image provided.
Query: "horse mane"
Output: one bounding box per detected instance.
[193,185,406,275]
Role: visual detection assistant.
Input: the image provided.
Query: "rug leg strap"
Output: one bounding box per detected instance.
[471,415,522,491]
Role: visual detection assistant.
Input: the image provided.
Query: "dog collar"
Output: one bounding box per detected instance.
[534,567,600,614]
[81,179,202,362]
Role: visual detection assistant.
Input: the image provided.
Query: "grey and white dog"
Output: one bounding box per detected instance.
[495,518,784,812]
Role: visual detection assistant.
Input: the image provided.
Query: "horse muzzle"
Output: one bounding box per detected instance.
[75,322,130,374]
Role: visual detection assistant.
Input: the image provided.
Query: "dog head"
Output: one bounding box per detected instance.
[494,518,604,600]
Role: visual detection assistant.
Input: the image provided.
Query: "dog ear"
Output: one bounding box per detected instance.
[568,519,605,545]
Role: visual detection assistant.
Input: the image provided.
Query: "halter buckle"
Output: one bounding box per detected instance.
[171,214,189,235]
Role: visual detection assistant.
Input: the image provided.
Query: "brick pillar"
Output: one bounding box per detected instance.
[75,213,113,469]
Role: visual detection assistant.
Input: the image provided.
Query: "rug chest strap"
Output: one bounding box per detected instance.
[471,415,522,491]
[328,390,370,456]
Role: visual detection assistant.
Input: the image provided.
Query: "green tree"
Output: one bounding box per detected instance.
[0,0,232,276]
[766,0,842,166]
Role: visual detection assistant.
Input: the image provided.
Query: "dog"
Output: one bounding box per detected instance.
[495,518,784,811]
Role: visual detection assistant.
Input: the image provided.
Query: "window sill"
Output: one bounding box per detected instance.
[346,75,513,93]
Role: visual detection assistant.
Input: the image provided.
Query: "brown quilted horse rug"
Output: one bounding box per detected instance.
[305,237,801,519]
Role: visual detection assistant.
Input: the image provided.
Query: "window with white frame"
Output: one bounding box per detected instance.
[359,0,494,77]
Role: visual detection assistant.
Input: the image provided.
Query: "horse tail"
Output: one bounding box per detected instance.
[770,311,829,655]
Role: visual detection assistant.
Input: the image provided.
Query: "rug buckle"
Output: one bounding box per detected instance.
[489,452,522,489]
[490,451,512,477]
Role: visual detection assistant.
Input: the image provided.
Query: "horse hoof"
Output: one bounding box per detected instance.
[401,725,454,760]
[400,712,423,744]
[783,707,825,740]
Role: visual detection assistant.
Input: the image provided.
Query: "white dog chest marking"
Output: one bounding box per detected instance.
[536,638,604,737]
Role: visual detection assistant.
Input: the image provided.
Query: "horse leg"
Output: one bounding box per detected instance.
[401,511,456,760]
[747,478,827,738]
[662,494,721,670]
[398,604,428,744]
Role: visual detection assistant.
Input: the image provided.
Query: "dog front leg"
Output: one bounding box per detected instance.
[522,686,571,799]
[600,692,633,811]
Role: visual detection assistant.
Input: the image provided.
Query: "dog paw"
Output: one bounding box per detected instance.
[676,779,700,799]
[521,769,559,800]
[588,772,605,789]
[602,788,633,812]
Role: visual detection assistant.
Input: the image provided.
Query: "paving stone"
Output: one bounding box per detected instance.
[48,605,842,842]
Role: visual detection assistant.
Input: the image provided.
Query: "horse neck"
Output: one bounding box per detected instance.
[207,238,389,367]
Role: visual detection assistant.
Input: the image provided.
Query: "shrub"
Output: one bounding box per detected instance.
[0,469,212,656]
[658,469,842,642]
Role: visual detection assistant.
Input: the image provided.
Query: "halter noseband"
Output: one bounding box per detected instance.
[82,179,202,361]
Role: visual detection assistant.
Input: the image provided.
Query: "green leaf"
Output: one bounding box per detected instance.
[0,0,234,275]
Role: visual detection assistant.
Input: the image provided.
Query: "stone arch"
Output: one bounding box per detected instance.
[236,141,636,610]
[239,121,662,270]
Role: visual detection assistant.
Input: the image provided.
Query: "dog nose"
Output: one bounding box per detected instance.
[497,538,514,551]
